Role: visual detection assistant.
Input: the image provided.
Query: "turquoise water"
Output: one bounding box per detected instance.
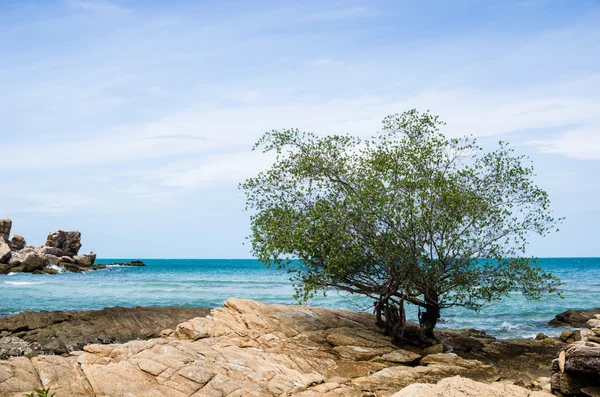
[1,258,598,339]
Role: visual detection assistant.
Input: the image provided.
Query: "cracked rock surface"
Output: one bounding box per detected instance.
[0,299,551,396]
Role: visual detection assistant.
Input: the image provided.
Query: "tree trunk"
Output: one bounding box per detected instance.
[419,293,441,345]
[374,298,407,345]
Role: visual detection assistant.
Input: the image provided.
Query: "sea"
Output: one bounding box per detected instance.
[1,258,598,339]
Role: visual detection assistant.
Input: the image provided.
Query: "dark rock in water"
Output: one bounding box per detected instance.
[0,306,211,357]
[107,260,146,267]
[550,308,600,328]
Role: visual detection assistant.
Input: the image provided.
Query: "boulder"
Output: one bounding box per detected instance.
[9,234,26,251]
[37,245,70,257]
[13,252,48,273]
[560,329,582,343]
[550,308,600,328]
[422,343,444,355]
[0,218,12,241]
[564,346,600,373]
[44,230,82,257]
[74,252,96,267]
[0,336,42,359]
[551,371,599,395]
[391,375,554,397]
[0,239,11,264]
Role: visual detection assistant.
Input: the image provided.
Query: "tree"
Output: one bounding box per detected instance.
[240,110,562,346]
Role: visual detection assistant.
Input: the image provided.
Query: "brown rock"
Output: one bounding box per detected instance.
[0,239,11,264]
[560,329,582,343]
[73,253,96,267]
[0,306,211,356]
[550,308,600,328]
[17,252,48,273]
[44,230,82,257]
[0,218,12,242]
[391,375,554,397]
[420,353,484,368]
[9,235,26,251]
[422,343,444,355]
[0,299,570,396]
[564,346,600,373]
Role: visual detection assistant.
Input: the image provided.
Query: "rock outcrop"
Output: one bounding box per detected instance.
[0,299,507,397]
[551,315,600,396]
[0,306,211,358]
[391,376,553,397]
[550,308,600,328]
[0,218,130,274]
[0,219,12,242]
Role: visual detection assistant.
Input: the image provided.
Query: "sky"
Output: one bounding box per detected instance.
[1,0,599,258]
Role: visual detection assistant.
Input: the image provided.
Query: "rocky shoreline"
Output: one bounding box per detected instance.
[0,299,588,397]
[0,218,145,274]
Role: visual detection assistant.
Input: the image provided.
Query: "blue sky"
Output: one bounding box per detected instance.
[1,0,599,258]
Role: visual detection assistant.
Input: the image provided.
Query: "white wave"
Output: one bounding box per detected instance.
[4,281,46,285]
[46,264,65,273]
[498,321,521,331]
[7,272,17,276]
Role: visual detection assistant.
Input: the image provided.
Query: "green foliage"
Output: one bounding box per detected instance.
[241,109,563,343]
[25,388,56,397]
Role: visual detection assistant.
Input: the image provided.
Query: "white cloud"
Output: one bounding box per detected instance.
[66,0,128,14]
[531,128,600,160]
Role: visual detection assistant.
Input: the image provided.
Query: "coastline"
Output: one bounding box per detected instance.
[0,299,567,396]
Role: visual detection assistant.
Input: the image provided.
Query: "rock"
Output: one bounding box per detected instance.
[582,386,600,397]
[0,218,12,241]
[560,329,582,343]
[391,375,554,397]
[37,245,69,258]
[422,343,444,355]
[558,350,565,372]
[0,336,42,359]
[550,308,600,328]
[0,306,211,356]
[73,252,96,267]
[551,371,598,395]
[107,260,146,267]
[44,230,82,257]
[420,353,484,368]
[536,333,548,340]
[564,346,600,373]
[16,252,48,273]
[0,299,571,396]
[9,234,26,251]
[40,254,60,265]
[0,239,11,264]
[543,337,557,345]
[375,349,422,364]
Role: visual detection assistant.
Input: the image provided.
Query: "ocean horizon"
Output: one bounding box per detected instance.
[1,257,599,339]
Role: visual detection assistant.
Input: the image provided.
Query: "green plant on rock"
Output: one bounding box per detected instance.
[241,109,563,346]
[25,388,56,397]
